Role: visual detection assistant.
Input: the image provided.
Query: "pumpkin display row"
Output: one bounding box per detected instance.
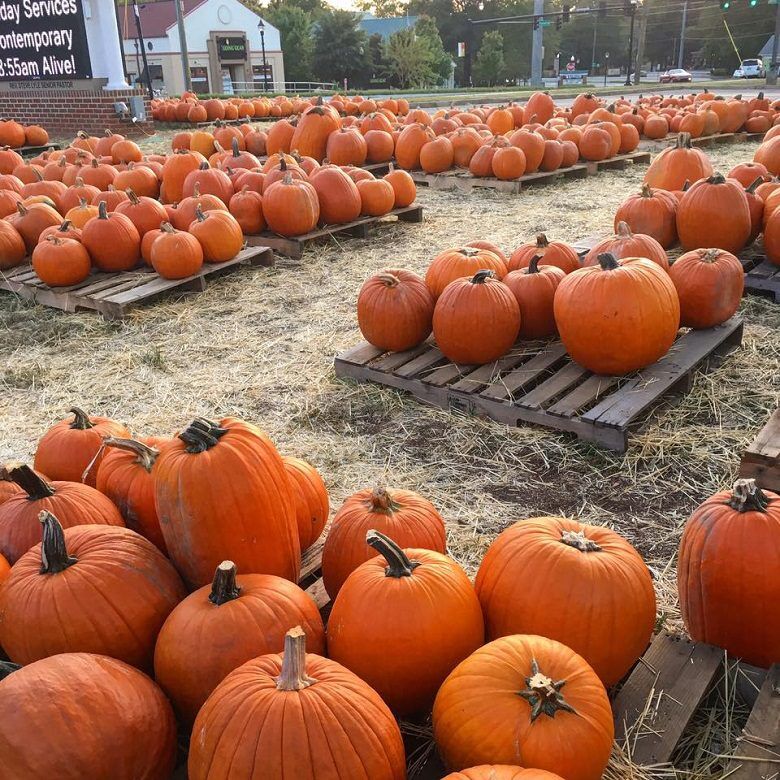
[0,118,49,150]
[357,225,744,375]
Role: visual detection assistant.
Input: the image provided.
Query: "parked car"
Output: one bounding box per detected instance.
[660,68,692,83]
[734,59,766,78]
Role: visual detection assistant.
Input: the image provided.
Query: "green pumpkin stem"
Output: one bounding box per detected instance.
[275,627,317,691]
[517,658,577,722]
[561,529,602,552]
[209,561,242,605]
[39,511,78,574]
[597,252,620,271]
[102,437,159,472]
[178,417,228,453]
[3,462,56,500]
[727,479,769,512]
[471,269,495,284]
[69,407,95,430]
[366,530,420,578]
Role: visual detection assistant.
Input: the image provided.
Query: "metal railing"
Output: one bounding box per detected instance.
[224,81,338,95]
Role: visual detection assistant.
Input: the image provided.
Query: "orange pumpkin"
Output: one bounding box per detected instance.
[188,206,243,263]
[614,184,679,249]
[643,132,713,190]
[426,246,507,298]
[263,174,320,236]
[228,186,265,234]
[81,201,141,271]
[309,165,361,225]
[503,257,565,339]
[0,220,26,269]
[357,178,395,216]
[584,221,669,271]
[384,165,416,207]
[150,222,204,279]
[32,235,91,287]
[508,233,580,274]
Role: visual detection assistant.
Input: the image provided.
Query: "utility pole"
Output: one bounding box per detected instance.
[770,2,780,86]
[174,0,192,92]
[531,0,544,87]
[131,0,154,100]
[677,0,688,69]
[624,3,636,87]
[591,16,598,71]
[633,0,648,84]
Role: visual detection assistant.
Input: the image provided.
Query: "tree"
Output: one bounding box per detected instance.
[414,15,452,83]
[265,5,314,82]
[367,32,389,84]
[312,9,371,87]
[384,28,436,87]
[265,0,325,17]
[356,0,410,17]
[473,29,504,85]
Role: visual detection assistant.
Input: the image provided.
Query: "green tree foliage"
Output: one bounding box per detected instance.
[265,0,325,17]
[367,32,390,84]
[312,9,371,87]
[473,29,505,85]
[384,27,437,86]
[265,5,314,82]
[355,0,410,17]
[415,14,453,82]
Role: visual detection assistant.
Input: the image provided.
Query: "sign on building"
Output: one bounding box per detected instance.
[0,0,92,81]
[216,36,246,61]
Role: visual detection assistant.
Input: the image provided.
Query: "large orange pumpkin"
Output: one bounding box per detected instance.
[554,253,680,375]
[614,184,678,249]
[0,652,176,779]
[643,132,714,190]
[263,174,320,236]
[357,268,434,352]
[433,270,520,365]
[34,406,130,486]
[426,246,508,299]
[154,561,325,725]
[189,627,406,779]
[161,149,206,204]
[81,201,141,271]
[508,233,580,274]
[310,165,361,225]
[443,768,564,780]
[188,206,243,263]
[583,221,669,271]
[153,417,300,589]
[503,258,565,339]
[289,103,341,162]
[322,486,446,599]
[32,235,91,287]
[328,531,484,716]
[0,513,185,671]
[475,516,655,686]
[395,122,436,170]
[678,480,780,668]
[433,634,614,780]
[0,220,26,269]
[668,248,744,328]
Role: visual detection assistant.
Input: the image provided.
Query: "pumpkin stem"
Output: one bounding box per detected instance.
[275,627,318,691]
[535,233,550,251]
[615,221,632,238]
[727,478,769,512]
[561,529,602,552]
[39,510,78,574]
[367,486,399,513]
[126,189,140,204]
[178,417,228,453]
[16,202,28,216]
[160,221,176,234]
[366,530,420,578]
[377,272,400,288]
[517,657,578,722]
[527,255,541,274]
[705,173,727,185]
[746,176,763,194]
[69,407,94,430]
[677,132,693,149]
[91,158,99,169]
[232,137,241,157]
[0,661,20,681]
[102,436,159,472]
[597,252,620,271]
[97,200,109,220]
[3,462,56,499]
[74,177,85,188]
[682,180,692,192]
[32,167,44,182]
[194,204,208,222]
[471,269,495,284]
[701,249,721,264]
[640,183,653,198]
[209,560,242,605]
[198,161,210,170]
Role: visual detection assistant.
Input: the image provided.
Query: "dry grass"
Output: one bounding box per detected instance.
[1,133,779,778]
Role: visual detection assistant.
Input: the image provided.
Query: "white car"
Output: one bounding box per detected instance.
[734,59,766,78]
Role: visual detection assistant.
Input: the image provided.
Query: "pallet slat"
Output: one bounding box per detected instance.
[613,632,724,766]
[739,409,780,493]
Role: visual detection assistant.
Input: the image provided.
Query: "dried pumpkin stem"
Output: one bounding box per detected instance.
[209,561,242,605]
[178,417,228,453]
[275,627,317,691]
[39,510,78,574]
[597,252,620,271]
[366,530,420,579]
[102,436,159,472]
[517,658,577,722]
[727,479,769,512]
[367,486,399,514]
[640,184,653,198]
[4,462,56,499]
[471,269,495,284]
[561,529,601,552]
[535,233,550,250]
[0,660,21,680]
[377,272,400,288]
[527,255,542,274]
[69,407,94,430]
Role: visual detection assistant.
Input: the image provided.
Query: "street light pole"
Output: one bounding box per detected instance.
[624,3,636,87]
[131,0,154,100]
[677,0,688,69]
[604,51,609,86]
[257,20,268,93]
[530,0,544,87]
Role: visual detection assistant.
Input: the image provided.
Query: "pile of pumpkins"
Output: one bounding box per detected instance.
[0,406,778,779]
[0,118,49,150]
[151,90,411,124]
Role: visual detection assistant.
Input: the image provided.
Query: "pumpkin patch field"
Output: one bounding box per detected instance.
[0,96,778,780]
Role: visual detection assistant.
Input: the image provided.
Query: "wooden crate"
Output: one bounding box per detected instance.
[245,204,424,259]
[0,246,273,319]
[613,631,780,779]
[739,408,780,493]
[409,164,589,194]
[334,317,744,452]
[17,143,62,157]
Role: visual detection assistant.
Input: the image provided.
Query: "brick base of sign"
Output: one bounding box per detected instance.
[0,88,154,138]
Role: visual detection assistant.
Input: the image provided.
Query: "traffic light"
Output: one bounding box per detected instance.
[721,0,730,8]
[562,4,570,21]
[598,1,607,18]
[533,15,539,28]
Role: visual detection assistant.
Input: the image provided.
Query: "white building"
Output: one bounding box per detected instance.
[116,0,285,95]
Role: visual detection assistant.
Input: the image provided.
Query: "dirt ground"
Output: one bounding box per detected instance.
[1,131,778,777]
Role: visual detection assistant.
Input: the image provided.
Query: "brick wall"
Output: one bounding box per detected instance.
[0,89,154,139]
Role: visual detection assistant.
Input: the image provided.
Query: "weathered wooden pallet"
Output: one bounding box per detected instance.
[0,246,273,319]
[334,317,743,452]
[583,150,652,173]
[155,118,246,129]
[613,631,780,779]
[409,163,589,194]
[641,131,766,152]
[16,143,62,157]
[739,408,780,494]
[245,204,424,259]
[740,253,780,303]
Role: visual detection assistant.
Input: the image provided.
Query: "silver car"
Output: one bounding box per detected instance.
[734,58,766,78]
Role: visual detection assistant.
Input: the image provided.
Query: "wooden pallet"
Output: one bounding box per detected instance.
[0,246,273,319]
[739,408,780,493]
[641,132,766,152]
[334,317,743,452]
[741,253,780,303]
[16,143,62,157]
[613,631,780,779]
[155,118,247,129]
[409,163,589,194]
[583,150,652,173]
[245,204,424,259]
